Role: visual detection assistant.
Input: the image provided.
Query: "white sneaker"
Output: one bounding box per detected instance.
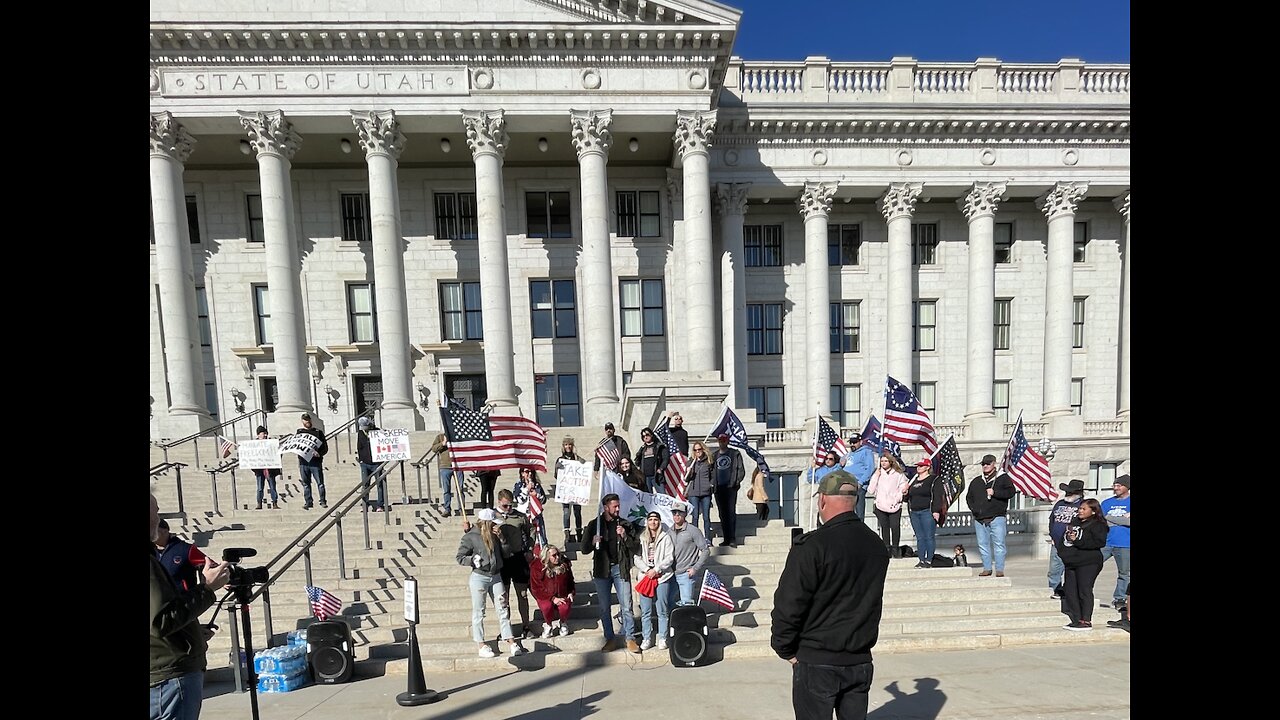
[639,637,654,651]
[559,624,571,637]
[509,642,527,656]
[657,638,668,650]
[542,625,555,639]
[478,644,496,658]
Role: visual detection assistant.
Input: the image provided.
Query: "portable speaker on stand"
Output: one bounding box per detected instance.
[668,605,709,667]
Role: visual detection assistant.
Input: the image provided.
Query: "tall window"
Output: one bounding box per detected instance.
[526,191,572,239]
[246,194,265,243]
[912,223,938,265]
[744,225,783,267]
[1073,221,1088,262]
[615,190,661,237]
[1088,462,1120,496]
[259,377,279,413]
[253,284,271,345]
[535,374,581,427]
[620,279,664,336]
[913,300,937,352]
[830,302,860,354]
[340,193,372,242]
[1073,297,1086,348]
[994,222,1013,264]
[912,382,937,416]
[441,282,483,341]
[830,384,862,429]
[530,280,577,338]
[1071,379,1084,416]
[347,283,377,343]
[993,380,1011,422]
[828,223,861,266]
[746,303,783,355]
[994,299,1012,351]
[748,386,785,428]
[204,382,220,421]
[434,192,478,240]
[196,287,212,347]
[186,195,201,244]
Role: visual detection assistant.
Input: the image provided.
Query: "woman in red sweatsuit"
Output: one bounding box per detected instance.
[529,544,576,638]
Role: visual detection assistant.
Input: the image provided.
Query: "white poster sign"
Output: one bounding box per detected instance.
[554,460,594,506]
[372,429,412,462]
[278,433,322,462]
[238,439,281,470]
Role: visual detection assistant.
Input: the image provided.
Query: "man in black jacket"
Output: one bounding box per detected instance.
[580,493,641,654]
[771,470,889,720]
[296,413,330,509]
[965,454,1017,577]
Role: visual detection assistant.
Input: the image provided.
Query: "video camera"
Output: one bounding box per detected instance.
[222,547,270,587]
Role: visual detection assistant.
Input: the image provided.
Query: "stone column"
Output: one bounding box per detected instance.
[239,110,312,421]
[462,109,517,408]
[799,182,837,415]
[878,182,923,386]
[1115,192,1131,419]
[716,183,751,408]
[959,182,1006,421]
[571,109,618,423]
[149,112,213,433]
[352,110,416,429]
[1036,181,1089,418]
[673,110,717,371]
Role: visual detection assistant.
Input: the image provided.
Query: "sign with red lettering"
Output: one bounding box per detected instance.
[371,429,411,462]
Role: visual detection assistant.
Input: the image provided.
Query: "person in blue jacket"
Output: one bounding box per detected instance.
[841,432,877,520]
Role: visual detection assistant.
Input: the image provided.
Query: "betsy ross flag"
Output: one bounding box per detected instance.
[654,416,689,500]
[217,435,237,459]
[884,376,939,454]
[707,407,773,481]
[812,416,848,464]
[929,435,966,525]
[1002,412,1054,501]
[698,570,734,611]
[595,437,621,471]
[440,404,548,472]
[306,585,343,621]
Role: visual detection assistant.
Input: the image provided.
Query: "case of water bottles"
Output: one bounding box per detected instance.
[254,643,311,693]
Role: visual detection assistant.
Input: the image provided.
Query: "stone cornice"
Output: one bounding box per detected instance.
[797,182,836,221]
[150,111,195,162]
[351,110,406,159]
[1036,181,1089,220]
[878,182,923,222]
[714,113,1130,145]
[958,182,1007,222]
[462,109,509,159]
[238,109,301,159]
[570,109,614,158]
[714,182,750,217]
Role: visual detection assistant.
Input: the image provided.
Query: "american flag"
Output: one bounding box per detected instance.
[698,570,734,611]
[306,585,343,621]
[527,491,548,553]
[860,415,905,467]
[440,405,548,472]
[595,436,621,471]
[929,435,966,525]
[654,416,689,500]
[884,376,939,454]
[707,407,773,481]
[1001,413,1054,501]
[812,416,848,464]
[217,435,236,459]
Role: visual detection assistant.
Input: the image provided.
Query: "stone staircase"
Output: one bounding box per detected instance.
[150,441,1127,675]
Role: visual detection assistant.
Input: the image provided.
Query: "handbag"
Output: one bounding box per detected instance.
[635,574,658,598]
[746,487,755,501]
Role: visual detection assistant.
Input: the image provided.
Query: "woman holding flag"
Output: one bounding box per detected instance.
[905,457,946,567]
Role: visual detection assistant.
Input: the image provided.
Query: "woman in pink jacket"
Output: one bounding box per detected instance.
[868,453,910,558]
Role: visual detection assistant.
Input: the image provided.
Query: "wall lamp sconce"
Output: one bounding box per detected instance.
[339,138,353,154]
[230,387,247,415]
[325,384,340,414]
[537,137,549,152]
[238,139,252,156]
[628,137,640,152]
[1038,437,1059,462]
[416,383,431,409]
[440,137,451,153]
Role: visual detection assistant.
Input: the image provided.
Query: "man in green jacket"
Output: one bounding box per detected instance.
[150,493,229,720]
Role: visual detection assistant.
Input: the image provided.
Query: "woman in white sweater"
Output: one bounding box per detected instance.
[867,453,910,558]
[633,511,675,650]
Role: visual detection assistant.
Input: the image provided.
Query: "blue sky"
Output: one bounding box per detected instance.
[728,0,1130,64]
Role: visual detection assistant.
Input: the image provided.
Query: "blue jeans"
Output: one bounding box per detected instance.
[150,671,203,720]
[468,572,514,643]
[360,462,385,509]
[973,516,1008,571]
[638,577,672,643]
[671,570,696,606]
[439,469,456,512]
[254,470,278,504]
[1099,545,1130,602]
[1047,544,1064,590]
[592,564,634,641]
[688,495,713,533]
[909,509,936,563]
[645,473,660,494]
[299,462,325,506]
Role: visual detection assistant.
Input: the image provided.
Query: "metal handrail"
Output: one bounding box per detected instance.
[151,461,190,515]
[157,410,268,449]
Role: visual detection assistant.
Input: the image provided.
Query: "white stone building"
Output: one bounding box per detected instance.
[149,0,1130,499]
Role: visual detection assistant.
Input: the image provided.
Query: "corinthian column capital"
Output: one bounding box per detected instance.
[715,182,751,217]
[570,109,614,158]
[958,181,1007,222]
[351,110,406,159]
[461,109,509,159]
[797,182,836,221]
[878,182,924,222]
[1114,191,1130,223]
[150,112,195,162]
[238,110,301,160]
[673,109,716,159]
[1036,181,1089,220]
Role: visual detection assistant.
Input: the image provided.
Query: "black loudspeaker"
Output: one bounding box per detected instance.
[307,620,355,684]
[668,606,709,667]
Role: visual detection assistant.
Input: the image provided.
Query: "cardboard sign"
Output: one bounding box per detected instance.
[278,433,322,462]
[238,439,281,470]
[372,429,411,462]
[554,460,593,506]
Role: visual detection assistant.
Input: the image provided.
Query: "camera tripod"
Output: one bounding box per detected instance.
[226,581,263,720]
